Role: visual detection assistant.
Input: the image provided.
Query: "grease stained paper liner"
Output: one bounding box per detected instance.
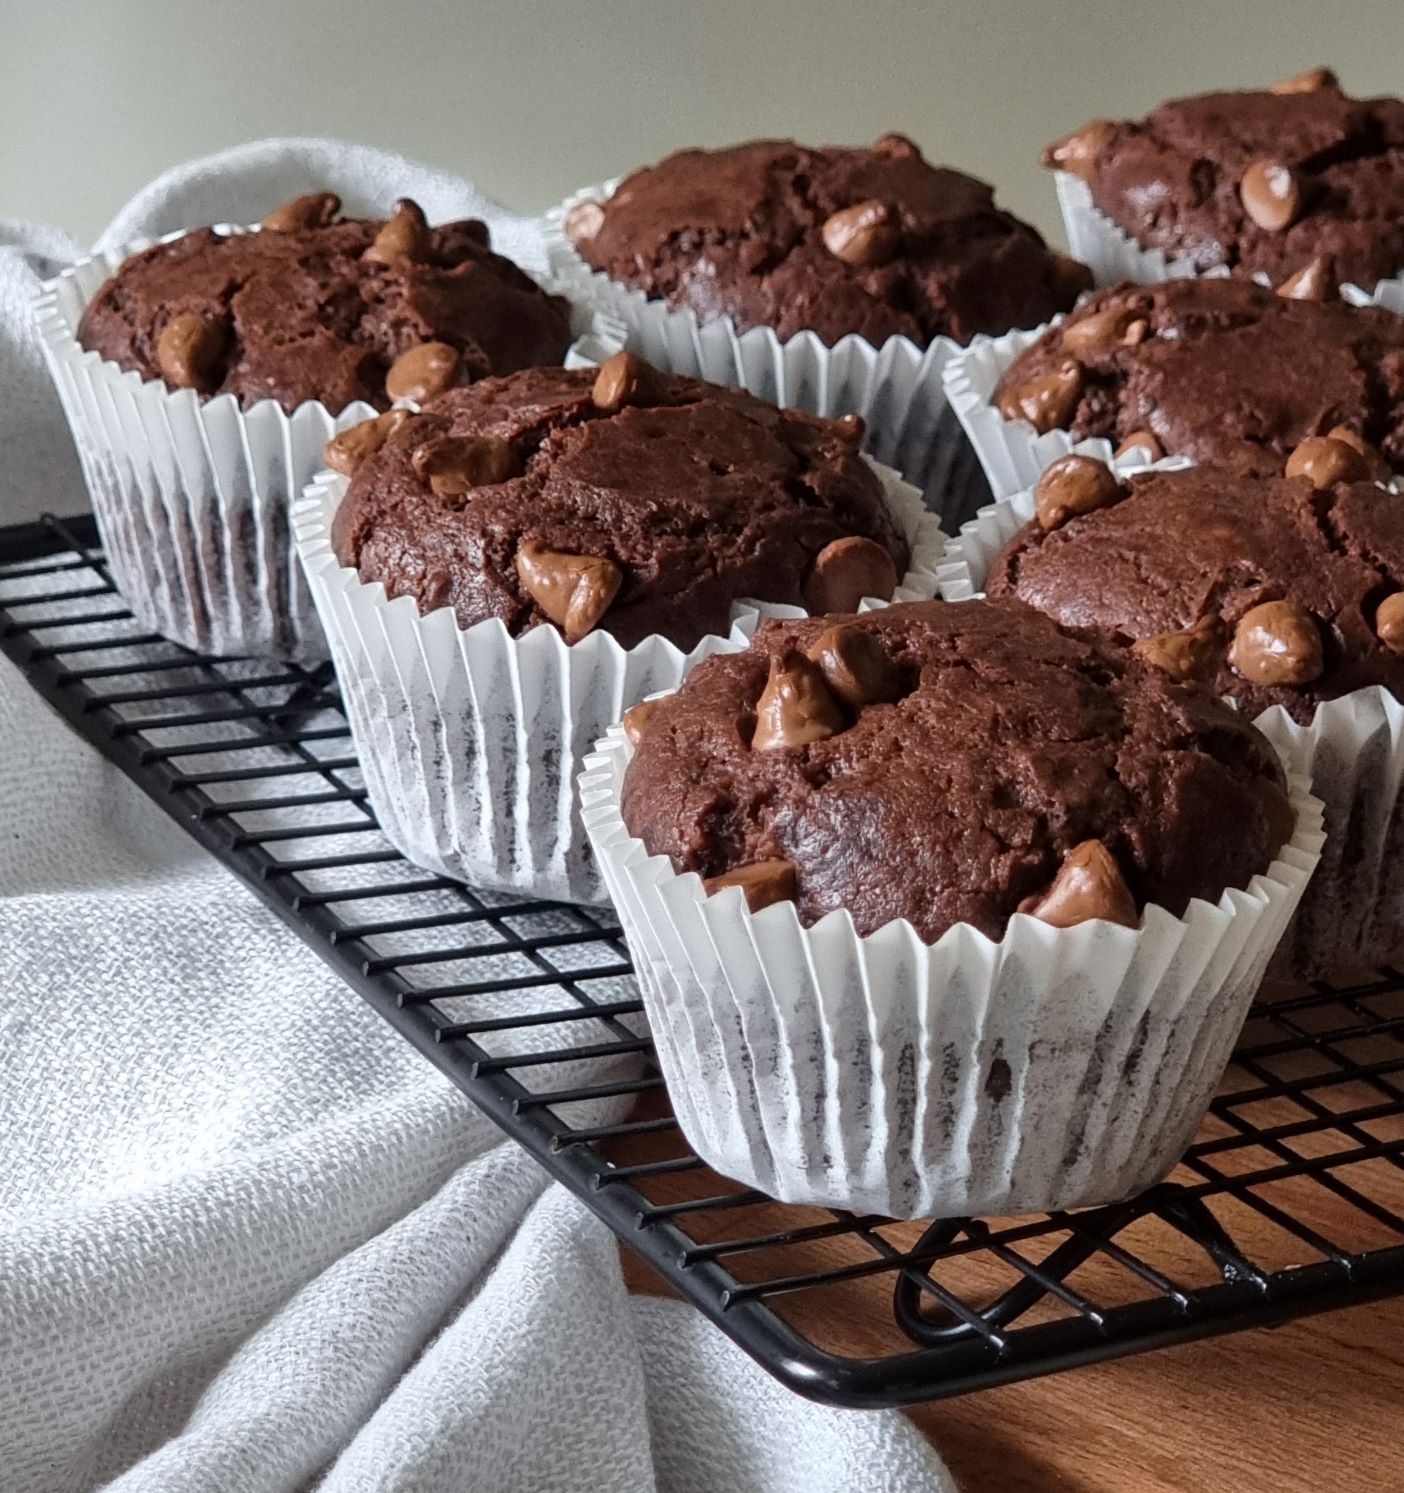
[580,727,1323,1219]
[34,230,623,663]
[293,460,958,906]
[951,485,1399,981]
[542,179,991,528]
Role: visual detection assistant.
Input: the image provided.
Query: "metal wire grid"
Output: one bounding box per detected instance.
[3,511,1404,1409]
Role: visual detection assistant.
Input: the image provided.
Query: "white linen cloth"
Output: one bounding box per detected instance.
[0,141,954,1493]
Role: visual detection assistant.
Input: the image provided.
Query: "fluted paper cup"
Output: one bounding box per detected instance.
[293,459,959,905]
[580,723,1323,1218]
[542,180,991,528]
[952,482,1400,980]
[34,230,623,663]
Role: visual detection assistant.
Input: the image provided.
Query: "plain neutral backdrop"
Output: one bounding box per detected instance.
[3,1,1404,245]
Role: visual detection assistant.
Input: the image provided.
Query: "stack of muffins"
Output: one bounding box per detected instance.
[43,77,1404,1222]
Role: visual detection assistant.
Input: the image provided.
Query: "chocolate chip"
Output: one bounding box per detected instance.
[1285,435,1369,489]
[873,133,921,160]
[703,859,798,913]
[1114,430,1165,462]
[261,192,341,231]
[1228,600,1323,687]
[1034,454,1121,532]
[323,408,411,477]
[516,540,622,643]
[385,342,461,404]
[821,200,901,267]
[155,312,227,392]
[806,624,904,708]
[1131,618,1219,682]
[997,361,1082,435]
[751,650,846,751]
[1277,254,1336,301]
[363,198,430,265]
[564,199,605,246]
[1060,303,1146,355]
[1269,66,1338,95]
[1040,120,1113,182]
[802,536,899,614]
[412,435,521,496]
[1021,840,1139,930]
[1375,594,1404,656]
[591,350,658,412]
[621,697,663,747]
[833,412,866,443]
[1240,160,1304,232]
[1326,425,1391,481]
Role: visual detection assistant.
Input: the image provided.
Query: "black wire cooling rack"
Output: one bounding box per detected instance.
[4,511,1404,1409]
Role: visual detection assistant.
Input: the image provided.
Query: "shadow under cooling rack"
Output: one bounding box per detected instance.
[3,511,1404,1409]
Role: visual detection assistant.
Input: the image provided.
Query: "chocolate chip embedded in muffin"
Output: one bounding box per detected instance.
[78,195,573,413]
[993,277,1404,475]
[986,462,1404,722]
[329,364,910,650]
[569,137,1091,346]
[1042,72,1404,289]
[620,599,1290,941]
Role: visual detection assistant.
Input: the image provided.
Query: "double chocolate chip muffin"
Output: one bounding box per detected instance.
[1045,68,1404,289]
[986,455,1404,725]
[565,136,1091,346]
[78,193,573,412]
[621,599,1291,942]
[994,275,1404,473]
[329,354,911,650]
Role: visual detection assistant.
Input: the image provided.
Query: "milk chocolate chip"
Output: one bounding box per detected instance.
[413,434,521,495]
[802,537,899,614]
[998,361,1082,435]
[751,650,845,751]
[1041,120,1113,181]
[1034,454,1121,532]
[386,342,461,404]
[156,312,227,392]
[1131,618,1219,682]
[1269,66,1338,95]
[873,132,921,159]
[564,199,605,246]
[1060,304,1147,355]
[1285,435,1369,489]
[1114,430,1165,462]
[703,859,799,913]
[1229,601,1323,687]
[834,412,866,443]
[591,351,658,412]
[323,408,411,477]
[1022,840,1139,930]
[1325,425,1391,481]
[364,198,430,265]
[1240,161,1304,232]
[806,624,904,708]
[1277,255,1336,301]
[516,541,623,642]
[621,697,663,747]
[821,200,901,267]
[261,192,341,231]
[1374,594,1404,656]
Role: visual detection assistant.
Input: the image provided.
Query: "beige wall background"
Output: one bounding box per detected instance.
[3,0,1402,246]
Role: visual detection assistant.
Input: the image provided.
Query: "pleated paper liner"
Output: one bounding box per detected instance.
[541,179,992,529]
[580,722,1323,1219]
[34,231,623,663]
[293,458,963,906]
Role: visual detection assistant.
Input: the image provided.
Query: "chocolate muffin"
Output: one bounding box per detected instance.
[986,456,1404,725]
[78,194,573,412]
[620,598,1290,942]
[329,355,911,650]
[1045,69,1404,289]
[565,137,1091,346]
[993,276,1404,474]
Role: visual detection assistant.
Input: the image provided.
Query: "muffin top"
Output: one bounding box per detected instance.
[994,276,1404,475]
[1045,69,1404,290]
[987,458,1404,723]
[564,137,1091,347]
[329,356,910,651]
[620,599,1290,942]
[78,194,574,413]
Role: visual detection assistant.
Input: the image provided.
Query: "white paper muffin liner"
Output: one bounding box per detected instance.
[293,457,959,906]
[34,229,623,664]
[952,483,1403,980]
[580,721,1323,1219]
[542,180,992,529]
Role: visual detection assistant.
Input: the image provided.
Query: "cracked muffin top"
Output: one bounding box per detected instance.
[563,136,1091,347]
[77,193,573,412]
[1045,69,1404,290]
[619,598,1291,942]
[328,356,910,651]
[986,459,1404,723]
[993,276,1404,475]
